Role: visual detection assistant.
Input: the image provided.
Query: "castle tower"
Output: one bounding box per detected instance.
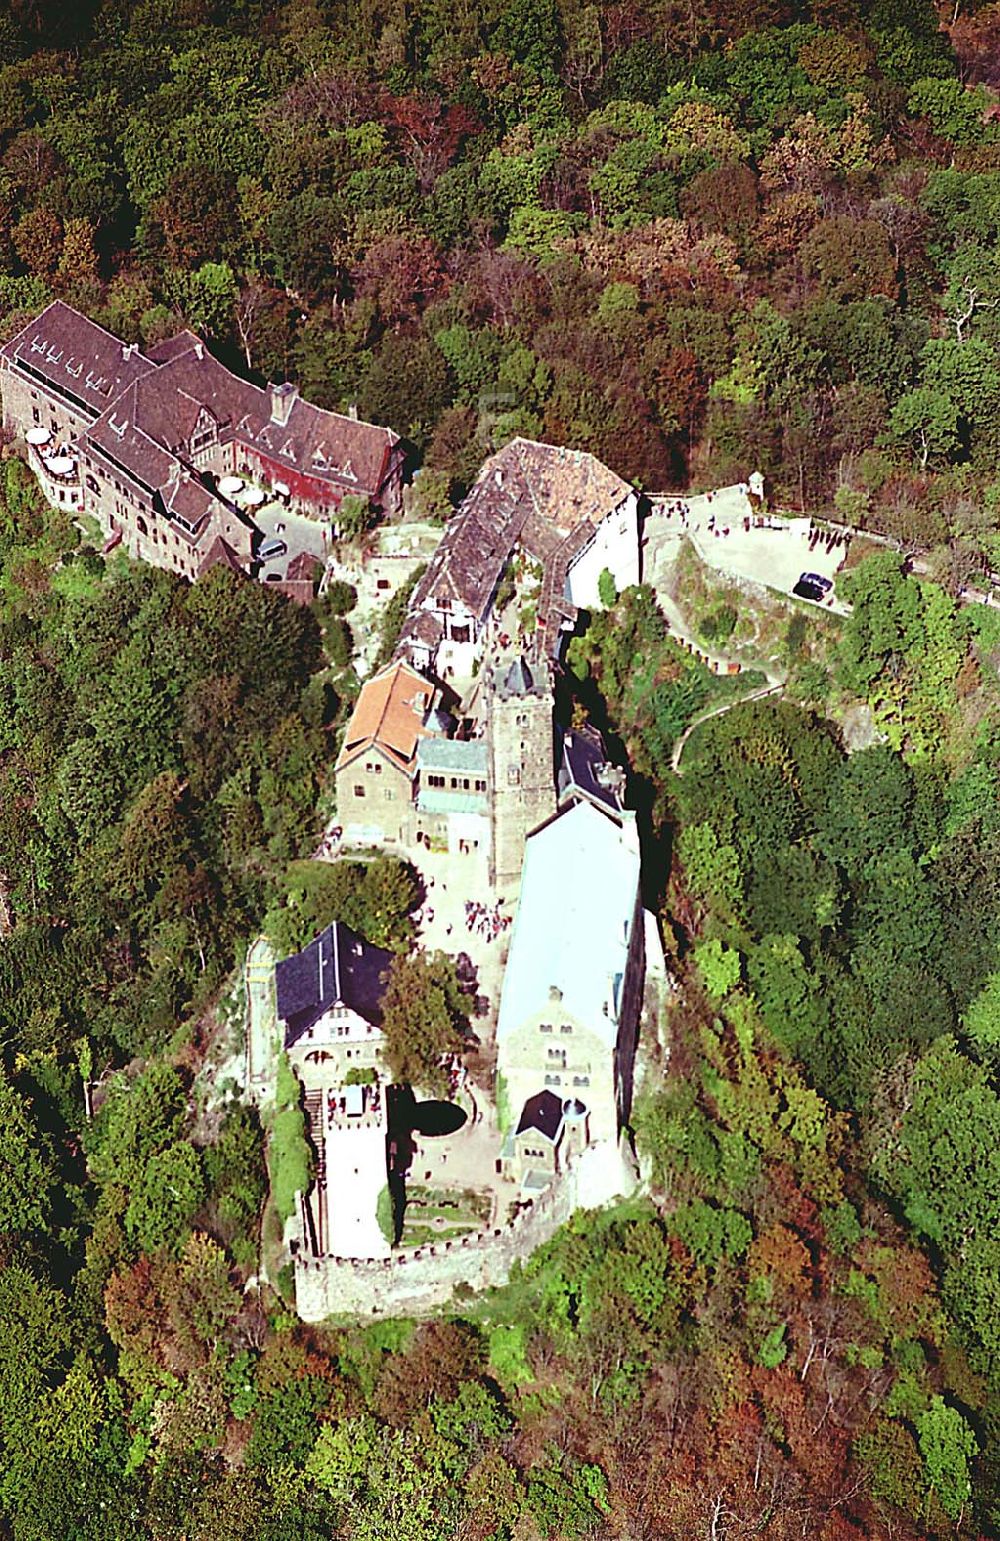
[486,652,557,890]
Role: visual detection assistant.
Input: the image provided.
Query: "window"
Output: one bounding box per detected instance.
[573,1075,590,1087]
[475,778,486,792]
[547,1047,566,1064]
[516,713,527,726]
[544,1073,561,1087]
[354,785,365,798]
[374,763,382,775]
[31,407,39,424]
[560,1024,572,1034]
[427,773,445,789]
[384,788,394,801]
[507,767,520,788]
[539,1023,553,1033]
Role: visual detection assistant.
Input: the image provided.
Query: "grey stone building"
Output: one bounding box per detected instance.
[485,654,558,891]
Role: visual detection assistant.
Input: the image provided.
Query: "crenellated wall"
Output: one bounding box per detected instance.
[293,1138,637,1322]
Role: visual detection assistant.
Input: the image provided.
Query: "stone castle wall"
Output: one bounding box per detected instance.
[293,1138,636,1322]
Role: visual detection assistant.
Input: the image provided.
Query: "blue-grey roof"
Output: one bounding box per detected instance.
[417,737,489,774]
[496,803,641,1049]
[494,654,548,700]
[417,788,488,816]
[275,921,393,1049]
[557,726,624,817]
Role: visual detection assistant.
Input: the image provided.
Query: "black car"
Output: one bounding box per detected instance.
[793,572,832,602]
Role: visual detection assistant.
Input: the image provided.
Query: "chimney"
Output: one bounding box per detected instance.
[270,381,298,426]
[121,342,138,361]
[194,342,204,361]
[619,808,640,856]
[348,401,359,421]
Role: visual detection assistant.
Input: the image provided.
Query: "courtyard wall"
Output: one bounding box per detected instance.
[293,1137,637,1321]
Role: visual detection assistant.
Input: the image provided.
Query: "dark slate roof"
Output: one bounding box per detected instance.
[275,921,393,1048]
[4,303,400,502]
[493,653,550,702]
[515,1089,564,1143]
[1,299,155,421]
[557,725,625,818]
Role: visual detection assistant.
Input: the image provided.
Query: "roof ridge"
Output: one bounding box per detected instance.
[44,298,147,354]
[371,658,404,749]
[330,921,342,1003]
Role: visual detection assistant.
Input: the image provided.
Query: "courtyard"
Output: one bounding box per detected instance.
[399,1083,510,1233]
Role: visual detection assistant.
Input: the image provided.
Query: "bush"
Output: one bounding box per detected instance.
[376,1185,395,1245]
[699,603,737,644]
[373,563,428,669]
[325,579,357,615]
[598,567,618,608]
[270,1106,311,1224]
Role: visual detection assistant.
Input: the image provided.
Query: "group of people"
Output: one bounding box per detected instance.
[465,899,510,941]
[314,825,343,860]
[808,529,847,554]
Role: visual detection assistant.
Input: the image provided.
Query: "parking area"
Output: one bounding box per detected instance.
[644,489,850,614]
[254,497,330,580]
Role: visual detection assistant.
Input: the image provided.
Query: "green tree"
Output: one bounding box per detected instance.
[0,1069,55,1238]
[889,387,960,470]
[125,1142,205,1255]
[917,1397,977,1521]
[380,951,469,1095]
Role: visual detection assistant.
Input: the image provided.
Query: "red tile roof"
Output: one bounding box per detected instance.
[336,659,434,775]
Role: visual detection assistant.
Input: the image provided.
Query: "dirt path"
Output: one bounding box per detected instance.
[671,683,784,775]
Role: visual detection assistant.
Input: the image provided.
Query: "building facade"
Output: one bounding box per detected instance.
[333,659,436,848]
[275,921,394,1260]
[496,802,645,1186]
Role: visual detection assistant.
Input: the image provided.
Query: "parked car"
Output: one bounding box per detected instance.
[793,572,832,602]
[258,537,287,562]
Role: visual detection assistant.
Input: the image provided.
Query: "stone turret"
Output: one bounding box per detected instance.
[485,651,556,890]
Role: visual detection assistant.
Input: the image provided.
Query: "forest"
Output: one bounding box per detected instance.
[2,0,1000,1536]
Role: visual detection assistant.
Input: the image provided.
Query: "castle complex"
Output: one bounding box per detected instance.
[0,301,656,1316]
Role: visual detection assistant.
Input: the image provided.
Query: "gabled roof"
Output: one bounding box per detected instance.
[515,1089,564,1143]
[145,329,202,365]
[198,534,246,579]
[1,299,155,421]
[84,386,177,493]
[497,802,642,1050]
[4,303,401,500]
[557,725,625,820]
[336,659,435,775]
[275,920,393,1048]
